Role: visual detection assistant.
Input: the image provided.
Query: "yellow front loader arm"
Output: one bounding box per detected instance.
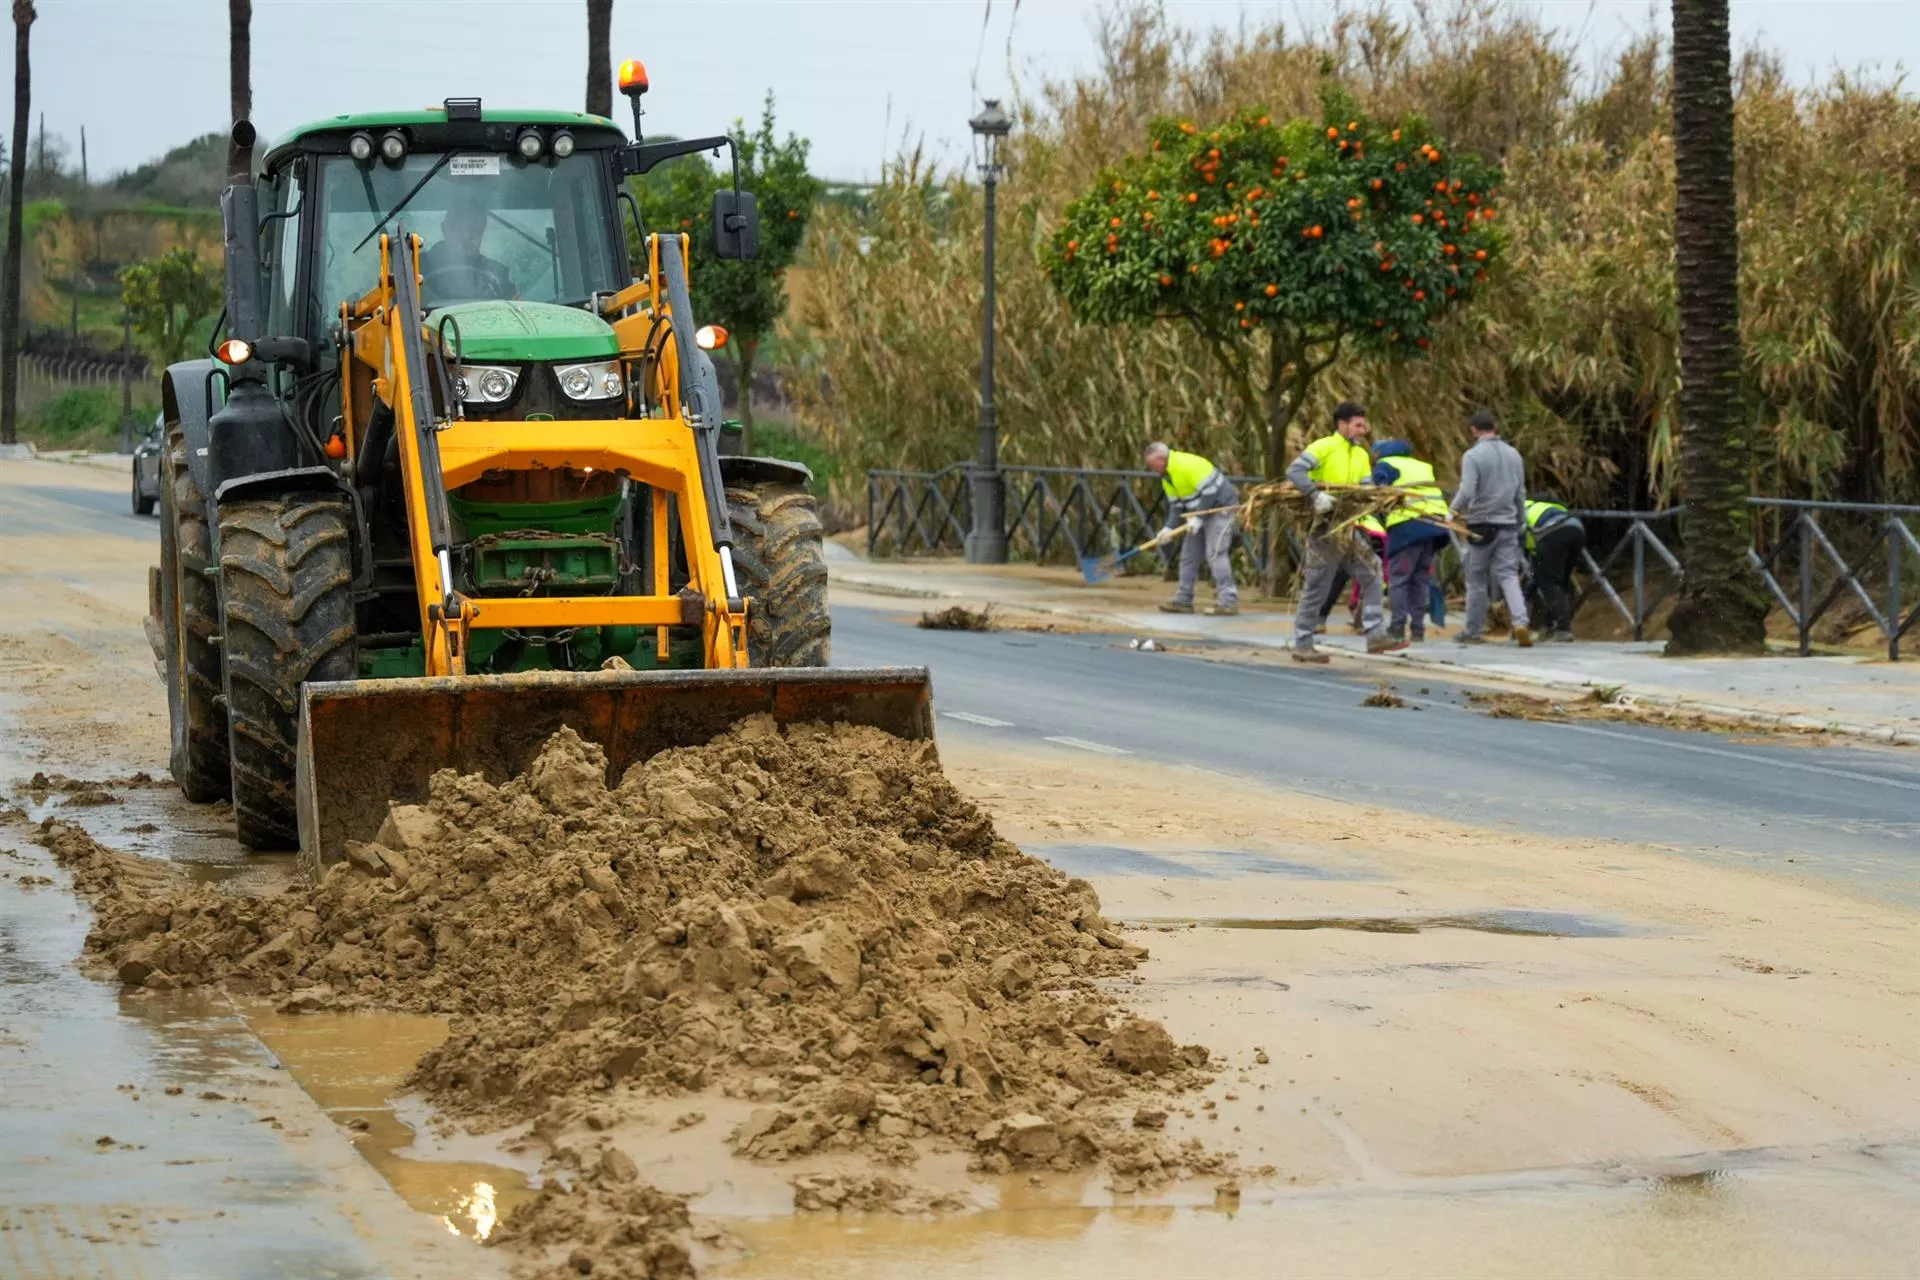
[350,228,749,676]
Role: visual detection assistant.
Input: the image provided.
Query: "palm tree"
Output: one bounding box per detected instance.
[585,0,614,119]
[1664,0,1766,654]
[227,0,251,180]
[0,0,34,448]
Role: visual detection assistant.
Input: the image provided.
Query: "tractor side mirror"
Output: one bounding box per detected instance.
[712,189,759,261]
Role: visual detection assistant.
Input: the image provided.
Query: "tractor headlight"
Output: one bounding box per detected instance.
[453,364,520,405]
[347,132,374,162]
[555,360,625,402]
[551,130,576,158]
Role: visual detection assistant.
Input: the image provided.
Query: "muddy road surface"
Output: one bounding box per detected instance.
[3,456,1916,1279]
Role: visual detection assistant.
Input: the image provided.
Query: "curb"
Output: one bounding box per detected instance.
[830,569,1920,747]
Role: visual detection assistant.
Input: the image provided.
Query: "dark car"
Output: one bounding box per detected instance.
[131,415,163,516]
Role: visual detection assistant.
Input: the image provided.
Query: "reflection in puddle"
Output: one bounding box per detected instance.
[1132,910,1631,938]
[242,1007,534,1240]
[717,1153,1920,1279]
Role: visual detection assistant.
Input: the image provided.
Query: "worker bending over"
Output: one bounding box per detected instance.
[1145,442,1240,616]
[1526,499,1585,642]
[1286,401,1406,662]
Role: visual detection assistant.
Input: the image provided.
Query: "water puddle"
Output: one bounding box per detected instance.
[714,1149,1920,1279]
[1037,843,1371,882]
[241,1008,535,1241]
[1129,910,1631,938]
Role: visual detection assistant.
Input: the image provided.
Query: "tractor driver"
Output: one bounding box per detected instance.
[420,199,516,301]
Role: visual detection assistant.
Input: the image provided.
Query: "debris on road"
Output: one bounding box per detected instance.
[1465,687,1841,739]
[918,604,996,631]
[1361,682,1409,709]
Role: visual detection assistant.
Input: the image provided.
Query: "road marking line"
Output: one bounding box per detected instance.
[1044,735,1131,756]
[1555,722,1920,794]
[941,711,1014,728]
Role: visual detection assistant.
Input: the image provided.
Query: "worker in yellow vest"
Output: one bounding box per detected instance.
[1525,499,1585,641]
[1283,401,1407,661]
[1144,442,1240,615]
[1371,439,1452,643]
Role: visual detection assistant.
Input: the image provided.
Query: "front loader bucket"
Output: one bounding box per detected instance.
[294,666,934,877]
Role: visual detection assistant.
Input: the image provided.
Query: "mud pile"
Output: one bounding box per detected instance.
[36,718,1217,1192]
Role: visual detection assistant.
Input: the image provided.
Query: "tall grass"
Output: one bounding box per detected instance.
[782,3,1920,512]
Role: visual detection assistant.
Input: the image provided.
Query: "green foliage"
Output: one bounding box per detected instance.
[119,248,223,367]
[21,387,158,452]
[632,94,823,439]
[747,419,838,496]
[109,132,228,208]
[782,4,1920,510]
[1047,100,1501,360]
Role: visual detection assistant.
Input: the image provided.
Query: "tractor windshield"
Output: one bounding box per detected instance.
[316,150,622,315]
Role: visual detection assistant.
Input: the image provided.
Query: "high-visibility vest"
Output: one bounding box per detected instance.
[1161,450,1221,502]
[1302,433,1382,534]
[1376,456,1448,528]
[1526,499,1574,551]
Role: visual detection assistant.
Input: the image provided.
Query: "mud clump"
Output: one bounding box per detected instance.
[35,717,1223,1265]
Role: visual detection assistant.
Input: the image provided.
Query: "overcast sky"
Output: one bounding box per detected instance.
[18,0,1917,184]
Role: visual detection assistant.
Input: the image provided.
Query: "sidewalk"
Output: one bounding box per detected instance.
[827,547,1920,744]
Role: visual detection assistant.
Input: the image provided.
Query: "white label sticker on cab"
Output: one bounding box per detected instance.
[449,155,500,177]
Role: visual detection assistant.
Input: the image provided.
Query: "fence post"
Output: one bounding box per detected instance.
[1798,513,1813,657]
[1631,523,1646,642]
[119,313,135,454]
[866,473,877,557]
[1889,514,1903,663]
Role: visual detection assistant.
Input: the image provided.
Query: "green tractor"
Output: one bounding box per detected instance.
[149,73,930,863]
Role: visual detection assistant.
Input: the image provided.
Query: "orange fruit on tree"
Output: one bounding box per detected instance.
[1411,213,1424,225]
[1371,178,1383,190]
[1473,248,1487,261]
[1110,217,1122,228]
[1326,126,1340,139]
[1265,283,1278,296]
[1160,274,1173,286]
[1413,290,1425,301]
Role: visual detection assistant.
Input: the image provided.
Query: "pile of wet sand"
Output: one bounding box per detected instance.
[26,717,1222,1276]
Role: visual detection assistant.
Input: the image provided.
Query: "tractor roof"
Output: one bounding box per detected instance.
[263,108,626,170]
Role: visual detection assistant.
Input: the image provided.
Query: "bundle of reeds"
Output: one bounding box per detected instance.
[1238,482,1458,539]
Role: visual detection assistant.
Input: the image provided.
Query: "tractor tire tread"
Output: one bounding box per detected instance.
[725,481,830,668]
[163,422,230,802]
[218,495,356,850]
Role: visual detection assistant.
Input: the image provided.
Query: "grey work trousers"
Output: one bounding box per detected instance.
[1386,538,1440,637]
[1294,530,1384,649]
[1462,525,1529,638]
[1171,509,1239,607]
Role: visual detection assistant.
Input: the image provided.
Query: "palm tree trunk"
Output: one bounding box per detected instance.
[227,0,251,180]
[0,1,34,447]
[585,0,614,119]
[1664,0,1766,655]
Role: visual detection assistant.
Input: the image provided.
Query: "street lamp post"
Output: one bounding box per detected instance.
[964,99,1011,564]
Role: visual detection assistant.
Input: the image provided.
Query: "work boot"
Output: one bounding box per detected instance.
[1513,626,1534,648]
[1290,647,1330,664]
[1367,635,1410,655]
[1456,634,1487,646]
[1159,600,1195,614]
[1203,604,1239,617]
[1410,628,1426,643]
[1551,629,1575,643]
[1386,623,1406,643]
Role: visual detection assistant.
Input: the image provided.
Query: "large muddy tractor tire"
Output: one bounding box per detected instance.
[725,480,830,667]
[160,422,230,803]
[218,495,357,850]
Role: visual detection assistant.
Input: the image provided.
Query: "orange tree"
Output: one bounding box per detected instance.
[1044,96,1503,475]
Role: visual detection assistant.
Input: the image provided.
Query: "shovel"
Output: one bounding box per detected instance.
[1078,505,1241,585]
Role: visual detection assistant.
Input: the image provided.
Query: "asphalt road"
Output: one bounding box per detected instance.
[833,599,1920,906]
